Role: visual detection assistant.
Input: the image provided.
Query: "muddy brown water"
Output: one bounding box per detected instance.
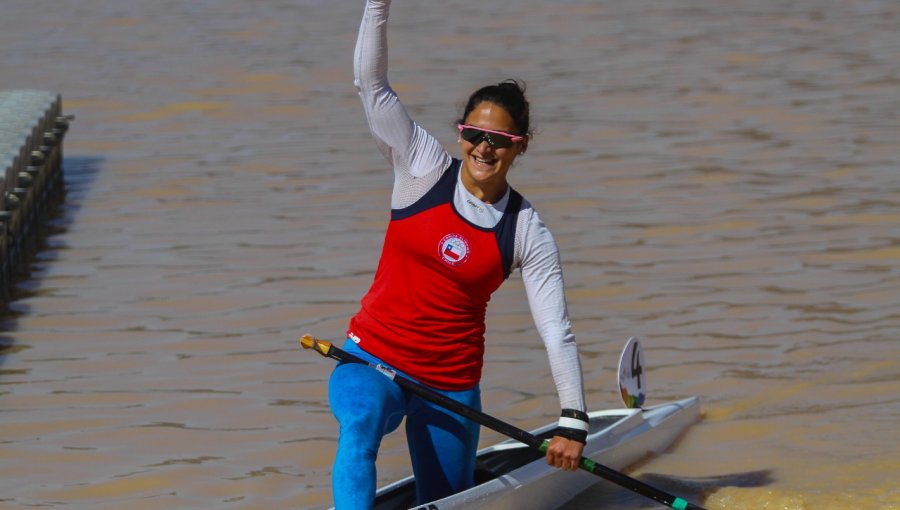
[1,1,897,509]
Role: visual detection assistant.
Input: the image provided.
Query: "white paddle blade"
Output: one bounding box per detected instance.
[617,336,646,408]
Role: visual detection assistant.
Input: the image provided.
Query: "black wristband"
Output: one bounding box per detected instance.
[560,408,590,422]
[554,426,588,444]
[556,408,589,444]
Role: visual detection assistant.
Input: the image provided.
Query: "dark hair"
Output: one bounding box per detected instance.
[457,79,531,136]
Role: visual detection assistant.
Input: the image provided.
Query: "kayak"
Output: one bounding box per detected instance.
[369,396,701,510]
[304,334,704,510]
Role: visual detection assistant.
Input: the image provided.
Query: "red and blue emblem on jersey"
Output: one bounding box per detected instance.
[439,233,470,266]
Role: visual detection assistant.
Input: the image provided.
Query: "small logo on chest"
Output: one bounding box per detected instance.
[438,233,471,266]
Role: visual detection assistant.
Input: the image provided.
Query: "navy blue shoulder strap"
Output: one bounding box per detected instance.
[391,159,460,221]
[495,188,523,280]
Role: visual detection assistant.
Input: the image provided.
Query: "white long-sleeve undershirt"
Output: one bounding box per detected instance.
[354,0,585,412]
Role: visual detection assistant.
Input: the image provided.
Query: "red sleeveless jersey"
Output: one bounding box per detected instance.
[348,160,522,390]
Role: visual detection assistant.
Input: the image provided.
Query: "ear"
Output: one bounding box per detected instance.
[519,137,529,155]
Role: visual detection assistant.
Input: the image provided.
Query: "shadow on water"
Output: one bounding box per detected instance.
[0,155,104,367]
[641,470,775,505]
[567,470,774,509]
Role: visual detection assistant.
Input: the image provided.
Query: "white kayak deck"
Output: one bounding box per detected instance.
[366,396,700,510]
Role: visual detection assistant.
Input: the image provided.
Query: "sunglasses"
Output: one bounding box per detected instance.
[457,124,525,149]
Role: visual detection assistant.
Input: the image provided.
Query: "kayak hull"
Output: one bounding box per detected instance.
[364,396,700,510]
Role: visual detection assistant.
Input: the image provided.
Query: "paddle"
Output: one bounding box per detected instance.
[301,334,708,510]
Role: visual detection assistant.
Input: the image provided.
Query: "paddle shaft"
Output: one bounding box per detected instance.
[302,336,707,510]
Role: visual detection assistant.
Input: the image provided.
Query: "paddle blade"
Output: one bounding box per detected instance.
[617,336,646,408]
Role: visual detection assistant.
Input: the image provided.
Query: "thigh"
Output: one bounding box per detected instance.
[329,360,406,441]
[329,360,407,510]
[406,386,481,504]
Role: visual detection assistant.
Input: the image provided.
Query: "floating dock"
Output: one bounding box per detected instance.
[0,90,71,304]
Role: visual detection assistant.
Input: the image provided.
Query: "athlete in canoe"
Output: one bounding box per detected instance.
[328,0,589,507]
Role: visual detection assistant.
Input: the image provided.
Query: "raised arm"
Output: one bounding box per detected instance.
[354,0,451,206]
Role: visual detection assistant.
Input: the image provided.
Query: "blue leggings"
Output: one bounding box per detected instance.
[328,341,481,509]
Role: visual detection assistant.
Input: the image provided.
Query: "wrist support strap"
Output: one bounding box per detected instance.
[555,408,589,444]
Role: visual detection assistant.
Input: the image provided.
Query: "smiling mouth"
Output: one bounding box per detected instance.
[472,155,497,166]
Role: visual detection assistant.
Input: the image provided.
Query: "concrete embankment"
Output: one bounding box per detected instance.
[0,90,71,304]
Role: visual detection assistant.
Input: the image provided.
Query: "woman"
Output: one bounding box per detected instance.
[327,0,588,507]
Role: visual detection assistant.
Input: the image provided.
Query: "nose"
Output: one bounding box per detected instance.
[474,133,495,151]
[475,140,496,155]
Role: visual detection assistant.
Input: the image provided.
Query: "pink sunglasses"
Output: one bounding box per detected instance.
[457,124,526,148]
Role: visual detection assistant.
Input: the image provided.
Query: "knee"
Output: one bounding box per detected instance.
[336,414,383,460]
[337,404,381,433]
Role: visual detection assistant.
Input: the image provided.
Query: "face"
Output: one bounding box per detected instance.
[458,102,528,203]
